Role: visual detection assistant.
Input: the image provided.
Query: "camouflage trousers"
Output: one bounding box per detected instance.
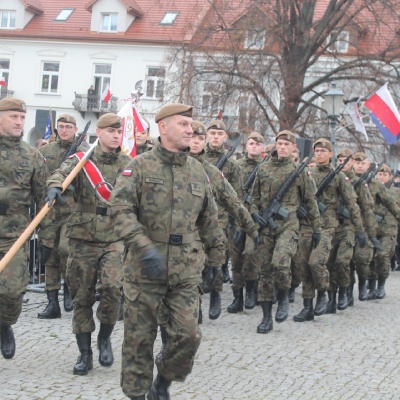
[350,241,373,283]
[257,229,298,301]
[295,226,331,299]
[44,223,69,291]
[327,227,355,290]
[212,226,229,292]
[121,281,201,398]
[66,239,123,334]
[369,234,396,279]
[0,240,28,325]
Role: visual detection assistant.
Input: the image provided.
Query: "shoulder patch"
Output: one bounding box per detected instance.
[307,170,312,176]
[122,169,132,176]
[365,183,368,188]
[345,176,350,182]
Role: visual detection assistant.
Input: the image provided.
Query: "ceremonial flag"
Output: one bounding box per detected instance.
[348,100,368,141]
[101,84,111,102]
[43,112,52,140]
[0,75,5,86]
[364,83,400,145]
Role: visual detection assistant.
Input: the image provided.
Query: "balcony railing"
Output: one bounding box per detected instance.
[73,93,118,118]
[0,89,15,100]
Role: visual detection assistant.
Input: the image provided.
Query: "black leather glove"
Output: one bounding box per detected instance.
[251,212,268,229]
[311,232,321,249]
[233,228,245,246]
[140,248,165,278]
[297,205,308,219]
[369,236,381,250]
[40,244,52,265]
[203,265,221,293]
[253,235,261,249]
[356,232,367,248]
[45,187,66,207]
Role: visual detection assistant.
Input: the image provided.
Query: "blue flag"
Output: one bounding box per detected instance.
[44,113,51,140]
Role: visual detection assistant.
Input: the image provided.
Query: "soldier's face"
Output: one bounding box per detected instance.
[337,157,353,172]
[0,110,26,137]
[246,139,264,158]
[190,134,206,155]
[57,123,78,142]
[354,159,370,174]
[207,129,227,148]
[314,147,332,164]
[159,115,193,151]
[276,139,295,159]
[377,171,391,184]
[136,129,149,146]
[96,126,123,152]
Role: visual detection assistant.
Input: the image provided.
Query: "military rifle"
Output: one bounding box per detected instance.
[215,134,243,171]
[63,121,91,161]
[259,151,314,230]
[386,176,395,188]
[315,154,352,213]
[364,161,384,185]
[352,163,375,190]
[242,147,275,204]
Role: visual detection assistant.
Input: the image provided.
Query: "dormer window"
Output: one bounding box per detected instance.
[101,13,118,32]
[327,30,349,53]
[55,9,74,22]
[244,29,266,50]
[0,10,16,29]
[160,12,179,25]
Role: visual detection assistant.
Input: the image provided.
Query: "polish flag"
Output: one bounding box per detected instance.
[0,76,6,86]
[101,84,111,102]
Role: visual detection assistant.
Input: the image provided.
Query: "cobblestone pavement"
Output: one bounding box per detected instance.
[1,272,400,400]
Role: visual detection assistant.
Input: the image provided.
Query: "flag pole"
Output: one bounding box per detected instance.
[49,107,55,142]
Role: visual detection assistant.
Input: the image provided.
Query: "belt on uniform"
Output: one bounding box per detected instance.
[76,204,108,216]
[147,231,196,245]
[0,205,29,215]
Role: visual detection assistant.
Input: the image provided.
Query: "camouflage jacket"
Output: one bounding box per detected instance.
[312,164,363,232]
[192,151,258,238]
[0,135,51,246]
[136,142,151,155]
[238,155,263,208]
[250,155,321,235]
[367,178,400,235]
[108,141,226,286]
[47,144,131,243]
[337,170,377,236]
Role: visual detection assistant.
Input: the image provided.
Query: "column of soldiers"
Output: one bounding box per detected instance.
[2,96,400,400]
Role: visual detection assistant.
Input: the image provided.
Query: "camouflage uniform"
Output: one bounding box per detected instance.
[0,136,49,325]
[109,141,225,398]
[136,142,151,155]
[47,144,131,334]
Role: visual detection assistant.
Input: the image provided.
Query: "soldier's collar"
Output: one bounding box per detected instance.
[156,140,189,165]
[206,142,225,155]
[190,149,205,162]
[0,135,21,147]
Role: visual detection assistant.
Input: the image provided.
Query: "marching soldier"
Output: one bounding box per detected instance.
[46,113,131,375]
[0,98,50,359]
[250,130,321,333]
[108,104,225,400]
[37,114,87,319]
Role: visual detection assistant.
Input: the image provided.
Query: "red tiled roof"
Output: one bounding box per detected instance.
[23,0,44,14]
[85,0,144,18]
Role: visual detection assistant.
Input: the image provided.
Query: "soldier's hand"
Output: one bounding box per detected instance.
[253,235,261,249]
[252,212,267,229]
[39,244,52,265]
[356,232,367,248]
[203,265,220,293]
[233,228,245,246]
[140,248,165,278]
[45,187,66,207]
[369,236,381,250]
[297,205,308,219]
[311,232,321,249]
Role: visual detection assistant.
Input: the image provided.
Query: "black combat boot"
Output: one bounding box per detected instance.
[119,293,124,321]
[222,262,230,283]
[130,396,146,400]
[147,373,172,400]
[314,290,328,316]
[198,303,203,324]
[367,279,377,300]
[358,278,368,301]
[209,289,221,320]
[275,289,289,323]
[293,298,314,322]
[63,282,73,312]
[227,288,243,313]
[0,322,15,359]
[37,290,61,319]
[256,301,273,334]
[73,333,93,375]
[326,290,337,314]
[337,287,348,310]
[288,284,298,303]
[97,324,115,367]
[158,326,170,357]
[347,283,354,307]
[245,280,257,309]
[375,276,387,299]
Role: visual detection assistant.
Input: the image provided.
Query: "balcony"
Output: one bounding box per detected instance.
[0,88,15,100]
[72,93,118,119]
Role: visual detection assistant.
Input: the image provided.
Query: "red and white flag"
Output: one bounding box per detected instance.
[348,100,368,141]
[101,84,111,102]
[0,76,6,86]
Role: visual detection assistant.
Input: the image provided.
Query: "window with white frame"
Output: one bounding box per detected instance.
[327,30,349,53]
[145,67,165,99]
[101,13,118,32]
[0,10,16,29]
[0,59,10,87]
[55,9,74,21]
[244,29,266,50]
[41,61,60,94]
[201,82,220,116]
